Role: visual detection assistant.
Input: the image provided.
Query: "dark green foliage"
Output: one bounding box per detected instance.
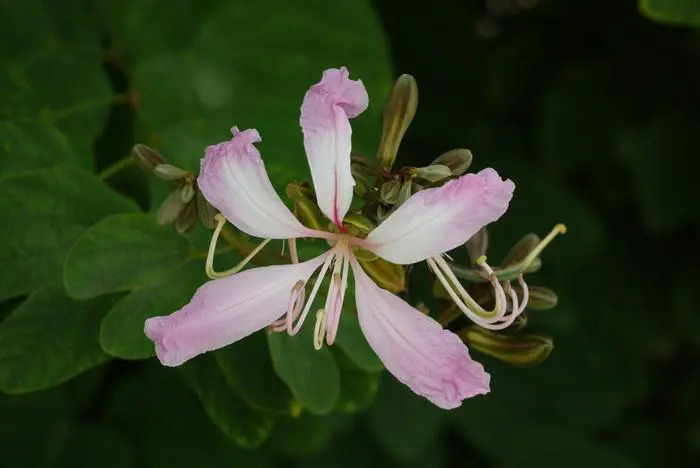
[0,0,698,466]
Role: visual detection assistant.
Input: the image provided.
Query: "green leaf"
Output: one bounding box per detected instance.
[0,166,139,301]
[268,413,347,458]
[334,305,383,372]
[64,213,189,299]
[214,331,294,415]
[334,349,380,413]
[368,375,446,461]
[180,354,275,448]
[0,0,113,170]
[268,325,340,415]
[100,259,206,359]
[0,121,79,177]
[639,0,700,25]
[102,0,391,188]
[103,362,273,468]
[0,284,118,393]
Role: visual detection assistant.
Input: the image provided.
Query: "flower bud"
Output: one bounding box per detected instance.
[376,74,418,171]
[432,149,473,176]
[132,144,165,172]
[459,328,554,367]
[379,179,401,204]
[154,163,189,181]
[196,190,218,229]
[395,179,413,208]
[358,257,405,293]
[342,213,375,237]
[502,233,540,266]
[174,200,197,234]
[156,189,187,225]
[524,286,558,310]
[411,164,452,183]
[181,182,195,203]
[294,196,325,231]
[466,228,489,264]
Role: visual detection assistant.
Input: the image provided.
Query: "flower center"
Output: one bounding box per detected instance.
[270,241,352,349]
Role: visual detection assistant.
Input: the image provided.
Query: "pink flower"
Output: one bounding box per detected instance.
[145,67,516,409]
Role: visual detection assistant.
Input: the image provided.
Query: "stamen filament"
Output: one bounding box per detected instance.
[430,255,506,320]
[313,309,327,350]
[516,223,567,272]
[287,250,336,336]
[326,254,349,345]
[205,213,271,279]
[289,238,299,264]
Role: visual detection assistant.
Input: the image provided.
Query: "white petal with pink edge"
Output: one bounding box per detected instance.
[198,127,319,239]
[364,168,515,264]
[351,258,490,409]
[300,67,368,226]
[144,252,330,367]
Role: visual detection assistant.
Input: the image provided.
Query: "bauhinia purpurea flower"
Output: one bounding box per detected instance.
[144,67,565,409]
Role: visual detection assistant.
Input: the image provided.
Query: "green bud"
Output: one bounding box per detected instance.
[196,190,218,229]
[353,175,369,197]
[459,328,554,367]
[181,182,195,203]
[379,179,401,204]
[342,213,376,237]
[174,200,198,234]
[294,196,325,231]
[395,179,413,207]
[154,163,189,180]
[285,181,313,200]
[359,257,405,293]
[466,228,489,264]
[432,149,473,176]
[376,74,418,171]
[502,233,540,266]
[353,248,378,262]
[525,286,558,310]
[411,164,452,183]
[156,189,187,225]
[132,144,165,172]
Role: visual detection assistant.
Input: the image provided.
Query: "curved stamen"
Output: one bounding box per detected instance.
[428,254,531,330]
[313,309,328,350]
[516,274,529,316]
[429,255,507,320]
[287,250,337,336]
[206,213,271,279]
[326,254,349,345]
[269,280,305,332]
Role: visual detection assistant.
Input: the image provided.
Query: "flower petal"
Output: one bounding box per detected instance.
[198,127,318,239]
[351,258,490,409]
[364,168,515,264]
[145,252,329,366]
[300,67,368,226]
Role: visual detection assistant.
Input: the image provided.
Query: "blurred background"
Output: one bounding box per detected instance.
[1,0,699,466]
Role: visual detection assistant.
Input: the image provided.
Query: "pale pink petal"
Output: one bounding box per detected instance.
[364,168,515,264]
[144,252,329,366]
[300,67,368,226]
[198,127,321,239]
[351,257,490,409]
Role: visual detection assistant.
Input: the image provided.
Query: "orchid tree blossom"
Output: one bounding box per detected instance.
[145,67,529,409]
